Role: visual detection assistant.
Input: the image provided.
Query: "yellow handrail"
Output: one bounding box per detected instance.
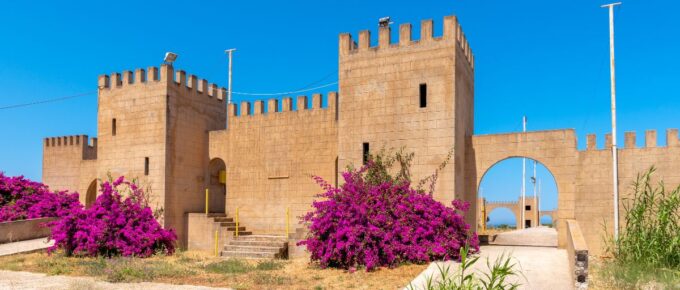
[286,207,290,238]
[214,230,219,256]
[205,188,209,215]
[235,207,239,238]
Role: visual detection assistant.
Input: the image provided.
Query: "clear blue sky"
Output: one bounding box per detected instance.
[1,0,679,218]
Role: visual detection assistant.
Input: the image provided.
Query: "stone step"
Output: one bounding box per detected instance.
[233,235,287,242]
[228,240,288,247]
[231,231,252,236]
[221,250,280,259]
[218,222,237,227]
[213,217,234,222]
[222,226,247,232]
[224,245,282,253]
[206,213,227,218]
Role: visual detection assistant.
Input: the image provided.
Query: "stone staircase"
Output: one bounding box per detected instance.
[221,234,289,259]
[207,213,253,236]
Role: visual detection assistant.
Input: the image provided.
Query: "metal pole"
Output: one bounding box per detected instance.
[225,48,237,104]
[533,161,538,226]
[521,116,527,229]
[602,2,621,240]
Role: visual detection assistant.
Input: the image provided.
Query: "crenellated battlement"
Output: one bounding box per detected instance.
[339,15,474,68]
[226,92,337,122]
[44,134,97,160]
[584,129,680,151]
[98,65,227,102]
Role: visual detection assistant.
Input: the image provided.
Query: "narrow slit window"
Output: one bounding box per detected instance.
[144,157,149,176]
[419,83,427,108]
[362,142,370,164]
[112,118,117,136]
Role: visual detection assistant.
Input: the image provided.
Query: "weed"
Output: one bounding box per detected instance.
[256,260,284,271]
[204,259,253,274]
[253,272,291,285]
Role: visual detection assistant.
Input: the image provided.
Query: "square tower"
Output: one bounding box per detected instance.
[96,65,227,245]
[337,16,474,203]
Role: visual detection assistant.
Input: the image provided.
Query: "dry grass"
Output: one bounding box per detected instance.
[0,250,427,289]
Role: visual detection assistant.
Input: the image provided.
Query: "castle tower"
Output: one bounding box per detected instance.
[95,65,227,245]
[337,16,474,203]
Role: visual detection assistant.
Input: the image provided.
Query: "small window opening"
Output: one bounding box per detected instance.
[112,118,117,136]
[525,205,531,211]
[419,83,427,108]
[362,142,370,164]
[144,157,149,176]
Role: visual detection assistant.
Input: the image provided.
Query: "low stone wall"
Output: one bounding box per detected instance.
[186,213,230,253]
[0,217,55,244]
[566,219,589,289]
[287,227,309,259]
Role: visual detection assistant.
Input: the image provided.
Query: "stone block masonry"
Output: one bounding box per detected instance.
[41,15,680,255]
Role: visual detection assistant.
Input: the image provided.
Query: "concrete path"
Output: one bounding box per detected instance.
[406,245,572,290]
[0,270,231,290]
[491,227,557,247]
[0,238,53,257]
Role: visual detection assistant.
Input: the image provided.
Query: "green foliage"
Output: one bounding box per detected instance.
[407,244,523,290]
[255,260,285,271]
[205,259,253,274]
[598,167,680,288]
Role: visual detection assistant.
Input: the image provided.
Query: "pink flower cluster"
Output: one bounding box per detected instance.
[0,172,81,222]
[298,164,479,271]
[48,176,176,257]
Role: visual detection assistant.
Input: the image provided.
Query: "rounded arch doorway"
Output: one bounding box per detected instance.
[208,158,227,214]
[85,179,97,208]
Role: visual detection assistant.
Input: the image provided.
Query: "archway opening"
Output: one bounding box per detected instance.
[540,215,554,227]
[487,207,517,230]
[478,157,558,241]
[85,179,97,208]
[208,158,227,214]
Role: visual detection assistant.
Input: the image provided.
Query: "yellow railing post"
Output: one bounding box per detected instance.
[205,188,209,215]
[214,230,219,256]
[235,207,239,238]
[286,207,290,238]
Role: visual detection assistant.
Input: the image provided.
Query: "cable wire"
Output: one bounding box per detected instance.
[0,91,97,110]
[231,81,338,96]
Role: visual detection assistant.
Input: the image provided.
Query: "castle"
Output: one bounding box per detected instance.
[43,15,680,254]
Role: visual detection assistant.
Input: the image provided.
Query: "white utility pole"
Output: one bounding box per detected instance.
[533,161,538,227]
[601,2,621,240]
[521,116,527,229]
[225,48,237,104]
[538,179,542,225]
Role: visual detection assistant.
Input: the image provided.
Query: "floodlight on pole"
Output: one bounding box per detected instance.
[164,52,178,65]
[225,49,236,104]
[379,16,393,28]
[601,1,622,240]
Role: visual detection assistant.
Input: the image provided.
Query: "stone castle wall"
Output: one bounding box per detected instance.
[209,93,338,234]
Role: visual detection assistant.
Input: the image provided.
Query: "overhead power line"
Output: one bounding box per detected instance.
[231,81,338,96]
[0,91,97,110]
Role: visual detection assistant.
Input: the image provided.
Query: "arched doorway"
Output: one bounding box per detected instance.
[486,207,518,230]
[208,158,227,214]
[540,214,554,227]
[477,157,559,245]
[85,179,97,208]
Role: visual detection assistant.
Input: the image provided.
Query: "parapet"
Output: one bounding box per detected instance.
[584,129,679,151]
[226,92,337,123]
[339,15,474,68]
[44,134,97,160]
[98,65,227,102]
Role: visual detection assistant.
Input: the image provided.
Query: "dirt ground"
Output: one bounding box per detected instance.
[0,251,427,290]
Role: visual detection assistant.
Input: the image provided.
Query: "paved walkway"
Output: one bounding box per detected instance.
[406,245,572,290]
[0,238,53,256]
[490,227,558,247]
[0,270,231,290]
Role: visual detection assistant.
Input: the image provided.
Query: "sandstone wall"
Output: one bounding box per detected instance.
[209,93,338,234]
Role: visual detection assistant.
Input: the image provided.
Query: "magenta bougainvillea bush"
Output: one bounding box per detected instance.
[49,176,176,257]
[0,172,81,222]
[298,158,479,271]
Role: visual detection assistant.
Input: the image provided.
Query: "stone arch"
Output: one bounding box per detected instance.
[85,179,97,208]
[540,210,556,226]
[485,205,520,228]
[468,130,579,248]
[208,158,227,214]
